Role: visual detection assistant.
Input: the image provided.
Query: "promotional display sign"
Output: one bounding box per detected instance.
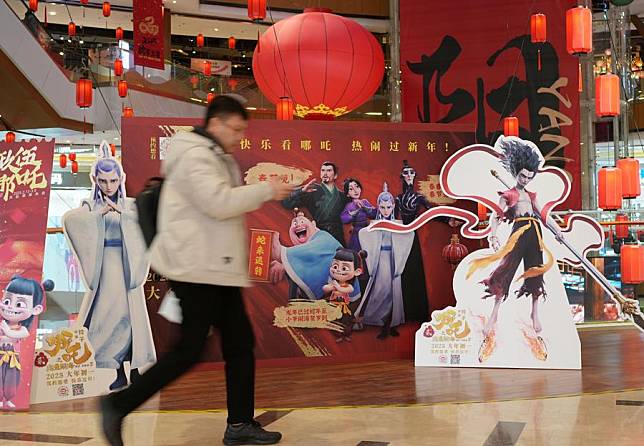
[133,0,165,69]
[122,118,475,363]
[0,139,54,410]
[400,0,581,210]
[190,58,233,76]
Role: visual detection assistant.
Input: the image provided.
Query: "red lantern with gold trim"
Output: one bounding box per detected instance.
[59,153,67,169]
[115,27,124,41]
[196,33,205,48]
[248,0,266,21]
[207,92,215,104]
[204,61,212,77]
[114,58,123,77]
[102,2,111,18]
[117,80,128,98]
[596,74,620,117]
[276,97,294,120]
[616,157,641,199]
[68,22,77,37]
[76,78,93,108]
[503,116,519,137]
[615,213,630,240]
[29,0,37,12]
[123,106,134,118]
[621,243,644,284]
[71,160,79,174]
[5,131,15,143]
[598,166,623,210]
[442,234,469,271]
[228,36,236,50]
[566,6,592,56]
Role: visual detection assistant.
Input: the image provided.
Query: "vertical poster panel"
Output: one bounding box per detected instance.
[122,118,476,365]
[0,139,54,410]
[400,0,581,210]
[133,0,165,70]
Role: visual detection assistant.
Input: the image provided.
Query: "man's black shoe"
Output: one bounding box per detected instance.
[223,420,282,445]
[100,395,124,446]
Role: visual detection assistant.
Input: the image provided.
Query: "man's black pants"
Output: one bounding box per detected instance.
[110,281,255,423]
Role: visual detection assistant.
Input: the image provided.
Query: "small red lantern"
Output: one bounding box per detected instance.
[228,36,236,50]
[248,0,266,21]
[204,61,212,77]
[566,6,592,56]
[102,2,111,18]
[68,22,76,37]
[190,75,199,89]
[117,80,128,98]
[59,153,67,169]
[477,202,488,223]
[109,144,116,156]
[123,106,134,118]
[228,78,238,91]
[71,160,79,174]
[207,92,215,104]
[81,0,88,4]
[69,152,76,162]
[615,213,630,240]
[29,0,37,13]
[442,234,469,271]
[5,131,15,143]
[276,97,294,120]
[503,116,519,137]
[617,158,641,199]
[531,14,546,70]
[196,33,205,48]
[114,58,123,77]
[598,166,623,210]
[621,243,644,284]
[595,74,620,117]
[115,27,123,41]
[76,78,93,108]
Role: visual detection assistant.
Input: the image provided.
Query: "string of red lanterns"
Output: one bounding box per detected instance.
[114,58,123,77]
[117,80,128,98]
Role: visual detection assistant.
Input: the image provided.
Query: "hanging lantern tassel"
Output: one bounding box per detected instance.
[578,62,583,93]
[537,49,541,71]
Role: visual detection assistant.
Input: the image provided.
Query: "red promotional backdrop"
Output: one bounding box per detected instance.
[122,118,476,365]
[0,139,54,409]
[400,0,581,209]
[133,0,164,70]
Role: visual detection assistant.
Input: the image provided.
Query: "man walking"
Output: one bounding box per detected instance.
[100,95,293,445]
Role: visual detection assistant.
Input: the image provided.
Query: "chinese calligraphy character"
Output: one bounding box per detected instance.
[351,140,363,152]
[0,145,49,201]
[300,140,312,151]
[408,141,418,152]
[370,141,381,152]
[427,142,436,152]
[146,285,161,300]
[389,141,400,152]
[281,139,292,151]
[240,138,251,150]
[320,140,331,151]
[255,235,266,245]
[150,137,157,160]
[261,139,272,151]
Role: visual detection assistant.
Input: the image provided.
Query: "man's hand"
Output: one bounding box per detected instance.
[269,179,295,200]
[269,260,286,283]
[105,197,122,214]
[270,232,282,261]
[301,179,318,193]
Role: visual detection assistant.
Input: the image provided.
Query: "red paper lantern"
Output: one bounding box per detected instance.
[598,166,623,210]
[207,92,215,104]
[276,97,294,120]
[228,78,238,91]
[76,78,93,108]
[617,158,641,199]
[252,9,384,119]
[81,0,88,4]
[621,244,644,284]
[68,152,76,161]
[190,75,199,89]
[477,202,488,223]
[114,58,123,77]
[123,106,134,118]
[115,27,124,41]
[109,144,116,156]
[248,0,266,21]
[5,131,15,143]
[196,33,205,48]
[59,153,67,169]
[595,74,620,117]
[566,6,592,56]
[102,2,111,18]
[68,22,76,37]
[118,80,128,98]
[530,14,546,43]
[204,61,212,76]
[228,36,236,50]
[71,160,79,174]
[28,0,37,13]
[442,234,469,271]
[615,213,630,239]
[503,116,519,137]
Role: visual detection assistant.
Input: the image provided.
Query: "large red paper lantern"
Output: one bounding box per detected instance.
[598,166,623,210]
[114,58,123,76]
[228,36,236,50]
[123,106,134,118]
[204,61,212,76]
[76,78,93,108]
[530,14,546,43]
[102,2,111,18]
[68,22,76,37]
[615,213,630,239]
[248,0,266,21]
[621,244,644,284]
[5,131,15,143]
[616,157,641,199]
[503,116,519,136]
[595,74,620,117]
[117,80,128,98]
[115,27,124,41]
[71,160,79,174]
[442,234,469,271]
[276,97,294,120]
[59,153,67,169]
[566,6,592,56]
[29,0,37,13]
[253,9,384,119]
[196,33,205,48]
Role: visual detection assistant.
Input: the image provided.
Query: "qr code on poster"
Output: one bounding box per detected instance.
[450,354,461,365]
[72,383,85,396]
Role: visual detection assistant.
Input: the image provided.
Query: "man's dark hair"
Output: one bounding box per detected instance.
[321,161,338,175]
[205,95,248,124]
[499,138,540,177]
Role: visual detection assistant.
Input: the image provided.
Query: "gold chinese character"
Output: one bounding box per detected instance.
[351,140,363,152]
[281,139,292,151]
[256,245,265,256]
[240,138,251,150]
[255,235,266,245]
[320,140,331,151]
[370,141,381,152]
[427,142,436,152]
[255,256,264,266]
[146,285,161,300]
[254,265,263,276]
[300,140,312,151]
[150,137,157,160]
[45,330,74,357]
[389,141,400,152]
[408,141,418,152]
[261,139,272,151]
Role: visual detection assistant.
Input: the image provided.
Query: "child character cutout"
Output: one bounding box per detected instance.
[323,249,366,343]
[0,275,52,408]
[467,138,564,362]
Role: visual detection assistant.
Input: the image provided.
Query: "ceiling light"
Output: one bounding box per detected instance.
[246,107,257,110]
[59,51,64,56]
[214,28,219,31]
[364,112,382,116]
[79,40,84,44]
[172,0,176,3]
[49,11,57,16]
